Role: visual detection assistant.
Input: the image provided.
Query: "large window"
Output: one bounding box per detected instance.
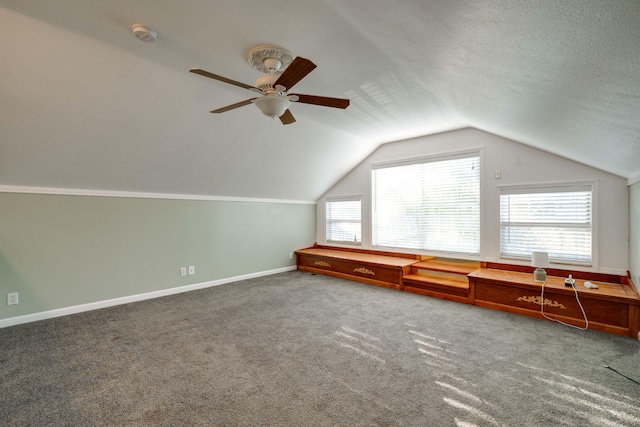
[326,197,362,245]
[500,185,593,265]
[371,153,480,254]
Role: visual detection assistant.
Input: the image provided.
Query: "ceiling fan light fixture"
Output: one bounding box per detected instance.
[254,95,290,118]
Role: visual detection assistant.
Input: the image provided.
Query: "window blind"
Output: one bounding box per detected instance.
[500,186,592,265]
[371,154,480,254]
[326,198,362,244]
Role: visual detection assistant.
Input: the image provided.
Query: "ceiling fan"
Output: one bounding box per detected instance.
[190,45,350,125]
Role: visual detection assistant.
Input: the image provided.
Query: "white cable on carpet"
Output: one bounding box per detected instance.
[540,279,589,330]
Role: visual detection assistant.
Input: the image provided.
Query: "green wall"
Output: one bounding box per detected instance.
[0,192,316,321]
[630,182,640,291]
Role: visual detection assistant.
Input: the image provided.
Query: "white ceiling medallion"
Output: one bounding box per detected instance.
[247,45,293,74]
[131,24,157,42]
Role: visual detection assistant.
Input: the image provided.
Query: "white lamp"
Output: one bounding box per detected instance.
[531,251,549,282]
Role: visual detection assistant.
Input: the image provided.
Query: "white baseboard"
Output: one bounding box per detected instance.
[0,266,297,329]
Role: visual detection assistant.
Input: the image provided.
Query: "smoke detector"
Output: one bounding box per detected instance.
[132,24,157,42]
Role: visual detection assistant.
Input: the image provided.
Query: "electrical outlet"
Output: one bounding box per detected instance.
[180,267,187,277]
[495,169,501,179]
[7,292,19,305]
[289,252,293,260]
[188,265,195,275]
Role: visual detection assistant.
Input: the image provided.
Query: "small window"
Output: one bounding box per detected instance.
[326,197,362,245]
[500,185,592,265]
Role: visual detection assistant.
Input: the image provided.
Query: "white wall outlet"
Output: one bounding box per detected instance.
[495,169,501,179]
[188,265,195,275]
[7,292,19,305]
[180,267,187,277]
[289,252,293,260]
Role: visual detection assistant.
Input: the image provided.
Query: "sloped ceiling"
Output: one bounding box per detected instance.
[0,0,638,201]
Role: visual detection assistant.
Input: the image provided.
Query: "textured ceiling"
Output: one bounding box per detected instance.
[0,0,638,201]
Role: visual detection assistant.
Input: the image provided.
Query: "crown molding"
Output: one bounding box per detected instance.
[0,185,316,205]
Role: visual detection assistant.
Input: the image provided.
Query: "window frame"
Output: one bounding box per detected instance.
[369,150,481,256]
[325,195,363,246]
[498,182,595,266]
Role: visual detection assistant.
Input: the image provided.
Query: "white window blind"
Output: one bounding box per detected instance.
[326,197,362,244]
[372,154,480,254]
[500,186,592,265]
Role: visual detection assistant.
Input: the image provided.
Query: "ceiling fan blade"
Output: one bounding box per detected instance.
[274,57,316,91]
[210,98,257,113]
[290,94,350,109]
[190,68,259,92]
[279,109,296,125]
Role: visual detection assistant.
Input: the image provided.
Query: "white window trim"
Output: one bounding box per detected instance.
[370,149,482,172]
[369,149,482,257]
[497,180,597,268]
[324,195,363,247]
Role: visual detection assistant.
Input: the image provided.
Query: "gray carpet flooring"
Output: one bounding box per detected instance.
[1,271,639,426]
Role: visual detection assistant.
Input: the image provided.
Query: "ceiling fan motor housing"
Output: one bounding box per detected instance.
[255,74,279,92]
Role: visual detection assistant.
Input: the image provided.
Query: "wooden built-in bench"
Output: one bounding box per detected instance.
[296,245,640,339]
[469,264,640,339]
[295,246,419,290]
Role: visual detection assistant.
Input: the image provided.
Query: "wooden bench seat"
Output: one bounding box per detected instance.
[295,247,418,290]
[468,268,640,338]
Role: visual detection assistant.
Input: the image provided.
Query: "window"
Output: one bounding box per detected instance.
[500,185,592,265]
[371,153,480,254]
[326,197,362,245]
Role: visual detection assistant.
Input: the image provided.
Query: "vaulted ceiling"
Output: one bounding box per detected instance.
[1,0,638,201]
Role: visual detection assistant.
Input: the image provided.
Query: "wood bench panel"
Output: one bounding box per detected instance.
[296,248,417,290]
[474,281,629,328]
[403,272,470,304]
[403,273,469,295]
[469,268,640,338]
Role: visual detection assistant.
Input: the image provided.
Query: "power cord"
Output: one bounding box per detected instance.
[540,279,589,330]
[604,365,640,385]
[538,281,639,387]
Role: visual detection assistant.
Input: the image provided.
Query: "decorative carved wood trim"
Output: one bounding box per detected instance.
[516,295,566,309]
[354,267,375,275]
[314,261,331,268]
